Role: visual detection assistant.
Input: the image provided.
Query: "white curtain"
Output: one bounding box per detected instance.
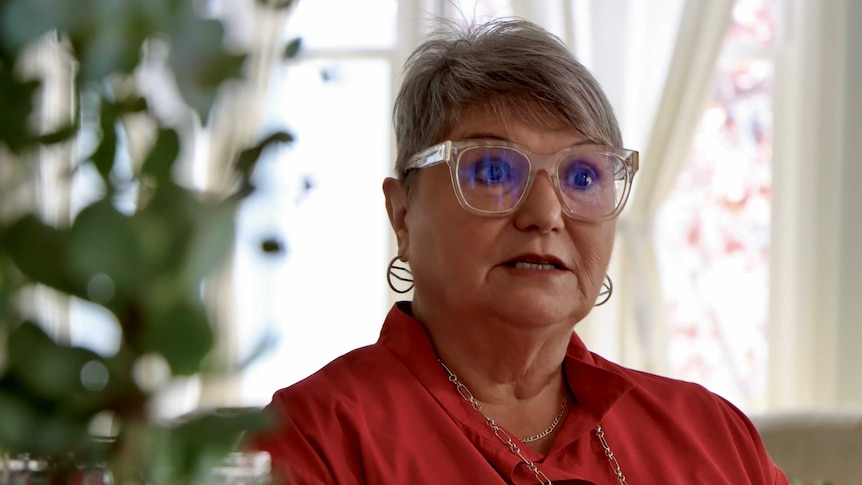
[610,0,735,375]
[766,0,862,409]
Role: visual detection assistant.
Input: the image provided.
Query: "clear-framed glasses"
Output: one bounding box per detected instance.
[405,139,639,222]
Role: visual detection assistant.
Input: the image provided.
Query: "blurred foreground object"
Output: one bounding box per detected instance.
[211,451,272,485]
[0,0,300,482]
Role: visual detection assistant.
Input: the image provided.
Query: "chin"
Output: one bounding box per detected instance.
[487,295,583,327]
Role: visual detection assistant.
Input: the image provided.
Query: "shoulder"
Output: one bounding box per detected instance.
[271,343,399,411]
[590,354,786,483]
[591,351,731,408]
[253,343,412,484]
[270,303,439,418]
[609,355,759,433]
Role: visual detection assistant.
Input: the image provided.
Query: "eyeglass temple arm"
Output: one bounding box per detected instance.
[628,150,639,175]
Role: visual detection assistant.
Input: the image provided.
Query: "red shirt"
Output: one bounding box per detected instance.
[252,302,789,484]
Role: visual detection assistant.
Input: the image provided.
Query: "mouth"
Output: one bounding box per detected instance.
[503,255,568,271]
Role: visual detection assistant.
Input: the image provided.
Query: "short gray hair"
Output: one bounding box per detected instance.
[392,18,622,189]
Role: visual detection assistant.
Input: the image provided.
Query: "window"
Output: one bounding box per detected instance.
[655,0,777,411]
[234,0,397,405]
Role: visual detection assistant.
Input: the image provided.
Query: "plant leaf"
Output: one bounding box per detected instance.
[90,99,120,183]
[0,390,42,451]
[182,204,235,287]
[7,322,98,400]
[167,6,247,120]
[133,184,198,286]
[0,63,40,153]
[0,0,79,50]
[67,200,145,302]
[232,131,293,199]
[140,127,181,183]
[142,302,213,376]
[283,37,302,60]
[36,122,79,146]
[1,0,171,83]
[2,215,86,297]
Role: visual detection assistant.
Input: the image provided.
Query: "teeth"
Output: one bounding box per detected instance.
[513,261,557,270]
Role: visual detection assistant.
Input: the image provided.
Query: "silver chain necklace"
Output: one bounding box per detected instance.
[521,395,567,443]
[439,360,627,484]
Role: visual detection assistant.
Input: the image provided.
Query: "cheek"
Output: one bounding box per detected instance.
[408,208,490,268]
[405,169,486,256]
[404,182,466,266]
[569,222,617,273]
[595,223,618,262]
[405,201,503,293]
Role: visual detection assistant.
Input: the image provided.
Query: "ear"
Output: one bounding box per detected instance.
[382,177,410,259]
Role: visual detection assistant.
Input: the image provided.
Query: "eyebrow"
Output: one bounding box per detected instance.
[458,132,509,142]
[456,132,594,149]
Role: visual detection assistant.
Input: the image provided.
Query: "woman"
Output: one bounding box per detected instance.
[252,18,789,484]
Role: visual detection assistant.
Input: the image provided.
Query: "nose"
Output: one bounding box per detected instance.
[513,171,565,233]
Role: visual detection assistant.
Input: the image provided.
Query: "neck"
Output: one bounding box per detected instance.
[433,335,571,454]
[415,302,572,404]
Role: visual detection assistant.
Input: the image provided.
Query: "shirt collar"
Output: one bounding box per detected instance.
[378,301,633,425]
[563,331,634,422]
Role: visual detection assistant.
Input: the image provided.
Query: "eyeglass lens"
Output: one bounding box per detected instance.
[455,146,626,218]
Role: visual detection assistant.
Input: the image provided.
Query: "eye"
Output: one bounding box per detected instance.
[562,161,599,190]
[462,153,518,186]
[476,158,513,184]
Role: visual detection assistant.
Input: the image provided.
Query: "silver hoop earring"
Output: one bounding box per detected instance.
[594,274,613,306]
[387,256,414,294]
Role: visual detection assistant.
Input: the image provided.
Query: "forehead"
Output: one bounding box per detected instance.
[447,106,588,154]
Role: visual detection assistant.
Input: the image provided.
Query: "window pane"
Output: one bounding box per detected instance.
[236,59,392,405]
[285,0,398,49]
[728,0,779,49]
[656,57,774,410]
[447,0,513,18]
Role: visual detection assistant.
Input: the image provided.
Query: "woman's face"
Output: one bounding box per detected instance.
[384,109,617,329]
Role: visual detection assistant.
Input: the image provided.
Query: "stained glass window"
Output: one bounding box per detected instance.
[655,0,777,410]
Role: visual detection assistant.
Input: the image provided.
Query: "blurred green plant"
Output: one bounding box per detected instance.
[0,0,298,482]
